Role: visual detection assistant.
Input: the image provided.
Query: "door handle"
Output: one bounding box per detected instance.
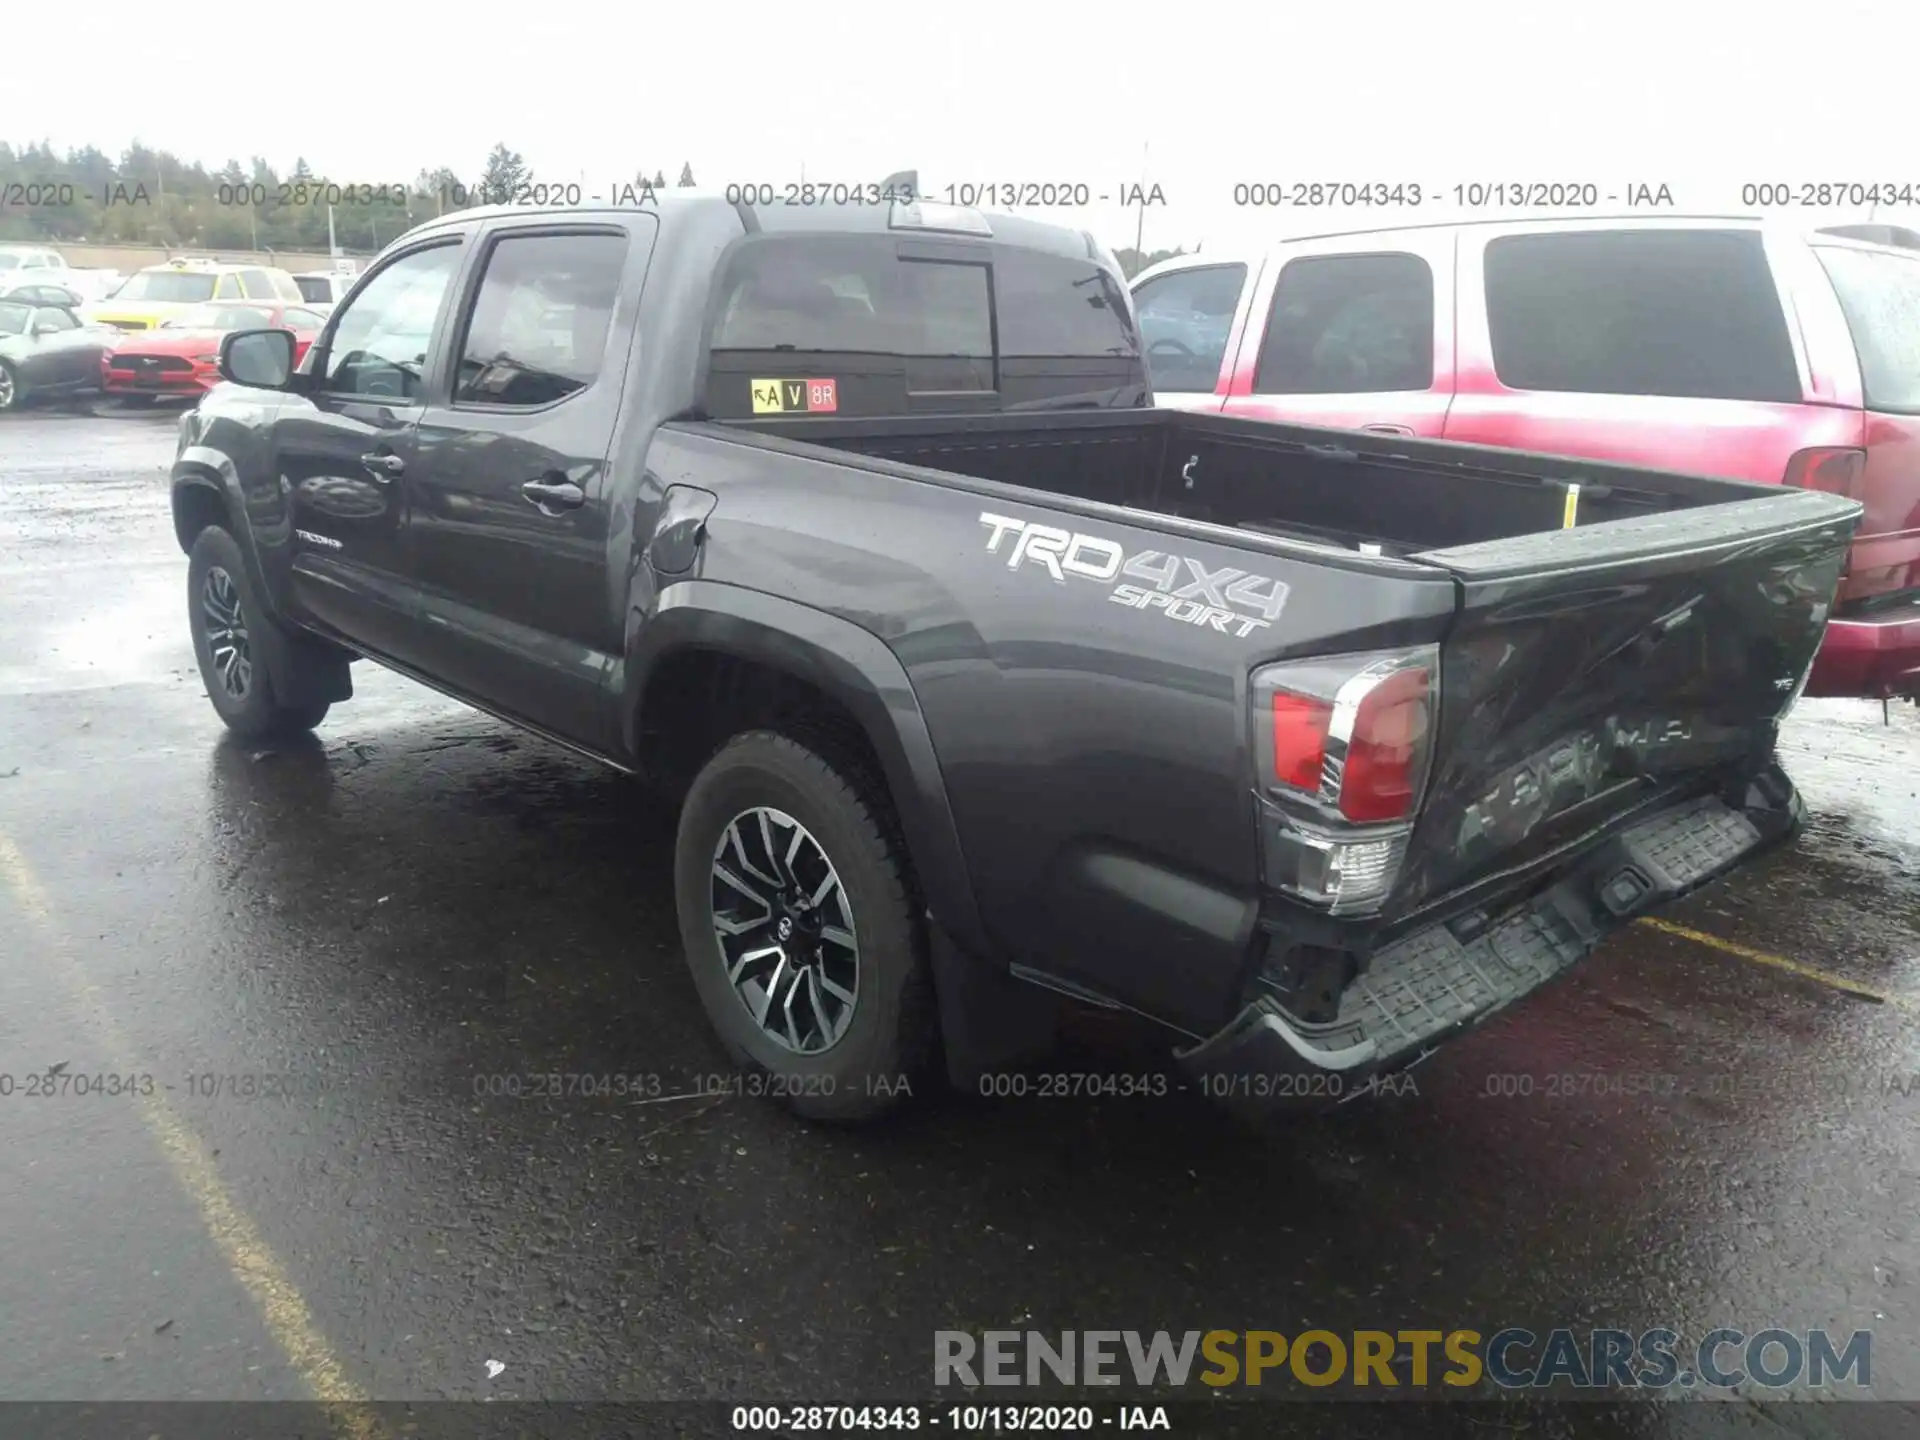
[1359,423,1414,436]
[358,451,406,481]
[521,477,585,514]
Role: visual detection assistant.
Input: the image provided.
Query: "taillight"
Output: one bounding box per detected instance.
[1783,446,1866,501]
[1270,693,1331,791]
[1258,647,1436,824]
[1252,646,1438,914]
[1340,666,1430,822]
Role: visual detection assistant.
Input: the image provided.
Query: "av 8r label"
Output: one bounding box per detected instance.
[979,512,1289,637]
[750,377,839,414]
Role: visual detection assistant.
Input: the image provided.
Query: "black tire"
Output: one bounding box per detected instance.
[674,730,935,1122]
[186,526,331,739]
[0,361,21,413]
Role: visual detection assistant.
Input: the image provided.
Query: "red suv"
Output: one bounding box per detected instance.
[1131,218,1920,700]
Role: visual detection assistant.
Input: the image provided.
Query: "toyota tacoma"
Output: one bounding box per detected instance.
[169,192,1863,1121]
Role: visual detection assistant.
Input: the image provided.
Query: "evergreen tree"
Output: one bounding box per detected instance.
[414,167,462,213]
[481,144,530,203]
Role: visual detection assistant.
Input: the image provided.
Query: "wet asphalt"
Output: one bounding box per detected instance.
[0,405,1916,1432]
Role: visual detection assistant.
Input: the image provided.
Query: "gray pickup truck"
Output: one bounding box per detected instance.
[169,191,1861,1122]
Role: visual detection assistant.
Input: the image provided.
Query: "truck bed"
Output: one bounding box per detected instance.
[697,403,1860,936]
[733,407,1772,559]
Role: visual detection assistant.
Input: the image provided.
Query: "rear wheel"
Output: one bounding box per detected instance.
[187,526,330,739]
[673,730,935,1122]
[0,362,21,412]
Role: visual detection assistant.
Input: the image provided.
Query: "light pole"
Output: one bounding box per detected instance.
[1133,141,1148,256]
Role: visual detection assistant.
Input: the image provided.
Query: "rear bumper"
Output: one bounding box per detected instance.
[1175,775,1802,1111]
[1807,605,1920,700]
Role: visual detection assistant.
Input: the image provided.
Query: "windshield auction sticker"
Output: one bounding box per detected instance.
[750,377,838,414]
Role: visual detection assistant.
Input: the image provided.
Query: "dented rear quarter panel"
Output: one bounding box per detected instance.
[664,424,1458,1032]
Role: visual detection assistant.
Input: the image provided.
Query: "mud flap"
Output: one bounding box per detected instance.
[250,618,354,709]
[927,913,1060,1087]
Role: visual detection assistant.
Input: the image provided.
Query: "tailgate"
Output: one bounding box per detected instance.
[1398,487,1861,907]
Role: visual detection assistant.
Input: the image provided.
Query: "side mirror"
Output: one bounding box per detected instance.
[31,319,57,336]
[220,327,296,389]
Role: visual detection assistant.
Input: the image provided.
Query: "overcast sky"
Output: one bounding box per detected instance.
[10,0,1920,252]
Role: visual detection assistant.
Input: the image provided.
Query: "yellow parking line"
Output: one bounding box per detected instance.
[0,831,384,1440]
[0,829,56,923]
[1637,915,1920,1015]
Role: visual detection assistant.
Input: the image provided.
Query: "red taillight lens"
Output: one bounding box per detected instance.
[1256,647,1437,825]
[1271,693,1331,791]
[1783,446,1866,501]
[1340,666,1430,822]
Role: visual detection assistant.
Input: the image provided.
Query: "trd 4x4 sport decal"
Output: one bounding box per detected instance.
[979,511,1289,637]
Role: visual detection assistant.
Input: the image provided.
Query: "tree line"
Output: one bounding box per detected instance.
[0,142,697,254]
[1113,246,1188,279]
[3,138,1186,275]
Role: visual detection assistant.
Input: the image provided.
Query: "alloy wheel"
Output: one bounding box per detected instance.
[708,806,859,1054]
[201,566,253,700]
[0,367,15,411]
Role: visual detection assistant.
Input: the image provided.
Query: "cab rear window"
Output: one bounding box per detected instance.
[1814,244,1920,413]
[705,234,1143,417]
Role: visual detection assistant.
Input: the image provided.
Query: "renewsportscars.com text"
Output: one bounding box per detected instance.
[933,1327,1871,1391]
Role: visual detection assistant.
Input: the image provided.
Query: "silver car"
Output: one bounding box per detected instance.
[0,280,88,310]
[0,301,118,412]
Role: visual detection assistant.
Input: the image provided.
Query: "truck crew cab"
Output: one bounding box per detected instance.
[170,192,1861,1123]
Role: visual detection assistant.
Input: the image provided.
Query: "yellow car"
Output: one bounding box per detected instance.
[81,257,305,333]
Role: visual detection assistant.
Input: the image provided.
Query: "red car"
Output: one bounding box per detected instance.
[1132,218,1920,701]
[103,302,326,403]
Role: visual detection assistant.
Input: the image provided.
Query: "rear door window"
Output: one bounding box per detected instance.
[452,230,629,408]
[1132,263,1247,393]
[1813,244,1920,412]
[1483,230,1801,403]
[1253,253,1433,394]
